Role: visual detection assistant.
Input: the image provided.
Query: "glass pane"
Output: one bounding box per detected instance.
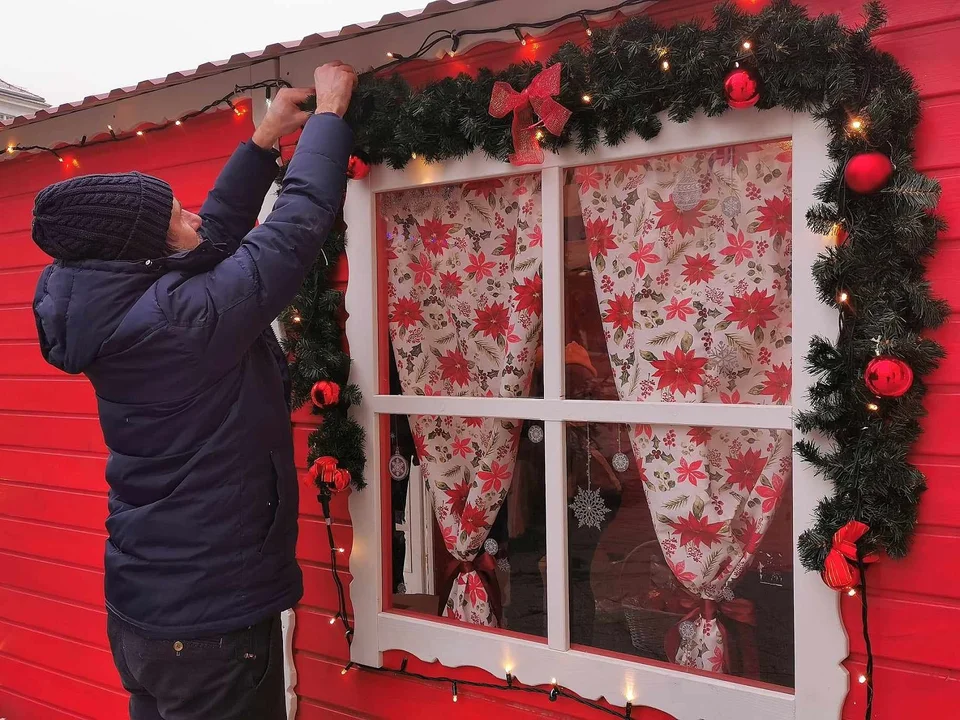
[385,413,547,639]
[562,141,793,405]
[564,421,793,688]
[380,175,544,398]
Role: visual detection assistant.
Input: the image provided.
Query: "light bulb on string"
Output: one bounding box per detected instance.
[866,402,880,413]
[837,290,849,305]
[535,129,545,141]
[341,662,353,675]
[452,681,459,702]
[848,117,865,134]
[5,145,14,154]
[136,130,144,137]
[580,15,592,36]
[329,614,339,625]
[848,588,858,596]
[514,28,527,45]
[858,674,868,684]
[582,94,592,103]
[661,59,671,71]
[175,120,182,126]
[742,39,753,50]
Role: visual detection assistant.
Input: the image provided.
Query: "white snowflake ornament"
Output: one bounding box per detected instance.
[612,452,630,473]
[484,538,499,556]
[569,486,610,530]
[389,453,410,481]
[527,424,544,444]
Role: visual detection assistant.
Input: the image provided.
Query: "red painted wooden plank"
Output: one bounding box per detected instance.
[0,307,39,341]
[0,655,127,720]
[0,413,105,453]
[915,461,960,528]
[296,699,362,719]
[293,607,351,663]
[0,342,65,377]
[867,533,960,600]
[0,688,92,720]
[0,621,120,690]
[843,657,960,719]
[0,518,104,570]
[916,392,960,456]
[301,564,354,616]
[915,99,960,171]
[0,552,104,608]
[927,319,960,387]
[0,482,107,531]
[0,378,97,414]
[842,593,960,670]
[0,268,42,305]
[0,232,49,271]
[0,448,107,492]
[874,19,960,99]
[298,519,353,566]
[0,586,107,648]
[0,194,37,234]
[931,169,960,240]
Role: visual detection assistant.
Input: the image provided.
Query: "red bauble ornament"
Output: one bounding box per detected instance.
[311,380,341,408]
[844,152,893,194]
[330,468,352,492]
[864,356,914,398]
[723,66,760,109]
[347,155,370,180]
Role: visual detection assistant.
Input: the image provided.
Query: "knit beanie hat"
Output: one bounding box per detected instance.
[32,172,174,261]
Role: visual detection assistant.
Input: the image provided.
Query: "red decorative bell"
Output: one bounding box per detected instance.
[864,356,913,398]
[723,66,760,109]
[844,152,893,194]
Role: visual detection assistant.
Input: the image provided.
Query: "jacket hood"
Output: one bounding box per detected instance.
[33,238,229,375]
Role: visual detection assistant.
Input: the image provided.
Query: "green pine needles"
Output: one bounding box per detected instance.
[284,0,945,573]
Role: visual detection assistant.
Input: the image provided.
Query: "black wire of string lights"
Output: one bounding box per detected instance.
[3,80,292,162]
[2,0,654,161]
[374,0,652,71]
[315,485,636,719]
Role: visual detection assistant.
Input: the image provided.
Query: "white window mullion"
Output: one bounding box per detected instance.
[541,166,565,400]
[543,419,570,652]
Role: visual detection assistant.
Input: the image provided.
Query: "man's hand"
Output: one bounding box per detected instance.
[251,88,314,149]
[314,62,357,118]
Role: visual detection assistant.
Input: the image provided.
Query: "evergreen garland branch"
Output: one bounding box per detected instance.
[281,0,946,581]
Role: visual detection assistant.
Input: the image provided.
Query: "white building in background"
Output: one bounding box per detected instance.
[0,78,48,122]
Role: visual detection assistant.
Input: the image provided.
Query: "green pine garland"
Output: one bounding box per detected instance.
[285,0,946,575]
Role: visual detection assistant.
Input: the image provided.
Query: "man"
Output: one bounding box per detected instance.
[30,61,357,719]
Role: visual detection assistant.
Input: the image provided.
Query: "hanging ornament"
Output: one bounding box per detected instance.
[865,355,914,398]
[721,195,742,218]
[527,424,544,444]
[611,425,630,473]
[723,65,760,109]
[388,428,410,481]
[484,538,500,556]
[844,152,893,194]
[311,380,340,409]
[397,582,407,595]
[822,520,878,591]
[570,424,610,530]
[672,170,703,212]
[347,154,371,180]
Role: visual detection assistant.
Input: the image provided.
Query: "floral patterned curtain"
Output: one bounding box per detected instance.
[575,141,793,674]
[382,175,543,626]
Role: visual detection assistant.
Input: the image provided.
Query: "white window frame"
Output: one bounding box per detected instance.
[343,108,847,720]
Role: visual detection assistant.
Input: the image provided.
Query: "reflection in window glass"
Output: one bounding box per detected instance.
[380,175,544,399]
[563,141,793,405]
[565,422,794,688]
[387,414,546,639]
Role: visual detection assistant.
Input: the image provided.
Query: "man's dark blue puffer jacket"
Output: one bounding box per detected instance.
[32,113,352,638]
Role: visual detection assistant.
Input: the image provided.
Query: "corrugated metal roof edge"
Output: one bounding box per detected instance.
[0,0,490,130]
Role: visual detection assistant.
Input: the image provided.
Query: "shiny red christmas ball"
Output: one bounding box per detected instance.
[864,356,914,398]
[844,152,893,194]
[347,155,370,180]
[311,380,341,408]
[723,66,760,109]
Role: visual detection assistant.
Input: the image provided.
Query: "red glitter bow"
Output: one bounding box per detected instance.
[822,520,879,590]
[437,552,502,624]
[488,64,571,166]
[664,595,759,675]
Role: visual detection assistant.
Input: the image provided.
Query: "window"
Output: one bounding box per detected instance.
[344,109,845,719]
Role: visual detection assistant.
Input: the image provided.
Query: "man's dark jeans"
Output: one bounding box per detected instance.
[107,611,286,720]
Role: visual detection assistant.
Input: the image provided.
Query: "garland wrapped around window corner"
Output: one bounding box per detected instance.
[282,1,946,715]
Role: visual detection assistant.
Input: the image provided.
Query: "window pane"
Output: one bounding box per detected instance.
[386,413,547,639]
[565,421,794,688]
[562,142,793,405]
[380,175,544,398]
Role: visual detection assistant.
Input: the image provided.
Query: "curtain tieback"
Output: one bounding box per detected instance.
[664,594,759,675]
[437,550,503,624]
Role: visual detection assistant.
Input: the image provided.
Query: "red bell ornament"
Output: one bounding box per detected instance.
[723,66,760,109]
[347,155,370,180]
[864,356,914,398]
[844,152,893,194]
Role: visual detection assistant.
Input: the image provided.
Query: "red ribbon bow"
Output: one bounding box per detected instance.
[488,64,572,166]
[437,552,503,624]
[664,595,759,675]
[822,520,879,590]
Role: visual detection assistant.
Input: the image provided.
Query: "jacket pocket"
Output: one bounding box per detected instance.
[258,450,289,555]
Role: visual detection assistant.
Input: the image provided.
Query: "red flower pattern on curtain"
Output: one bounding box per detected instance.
[575,141,793,673]
[382,175,543,626]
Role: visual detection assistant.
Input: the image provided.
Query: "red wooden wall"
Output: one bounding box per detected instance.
[1,0,960,717]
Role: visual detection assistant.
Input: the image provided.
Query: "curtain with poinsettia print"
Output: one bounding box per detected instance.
[382,175,543,626]
[575,140,793,675]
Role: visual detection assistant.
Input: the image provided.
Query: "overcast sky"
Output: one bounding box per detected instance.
[2,1,412,107]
